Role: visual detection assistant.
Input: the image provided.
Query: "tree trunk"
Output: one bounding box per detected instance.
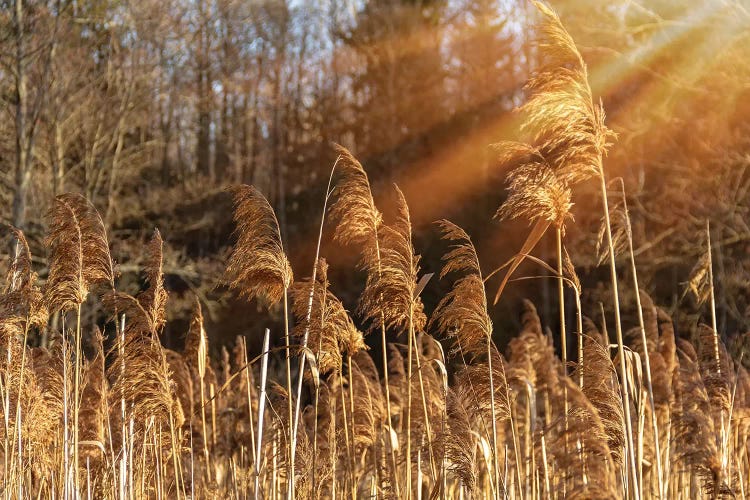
[196,0,212,180]
[12,0,28,230]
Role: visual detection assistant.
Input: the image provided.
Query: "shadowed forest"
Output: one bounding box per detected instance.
[1,0,750,498]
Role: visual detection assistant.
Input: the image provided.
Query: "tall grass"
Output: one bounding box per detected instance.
[0,2,748,499]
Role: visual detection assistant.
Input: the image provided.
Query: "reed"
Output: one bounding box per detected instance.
[0,3,747,499]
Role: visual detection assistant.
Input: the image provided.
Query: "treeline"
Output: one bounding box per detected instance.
[1,0,523,228]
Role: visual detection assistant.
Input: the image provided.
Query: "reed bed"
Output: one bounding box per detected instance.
[1,2,748,499]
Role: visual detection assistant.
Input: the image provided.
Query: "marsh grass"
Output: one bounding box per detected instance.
[0,2,748,499]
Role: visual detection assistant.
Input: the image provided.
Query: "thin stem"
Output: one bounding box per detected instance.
[556,228,567,376]
[347,354,357,499]
[311,371,321,497]
[119,314,127,500]
[487,341,500,500]
[73,304,82,497]
[338,369,354,498]
[619,181,663,498]
[254,329,270,500]
[575,291,583,388]
[597,170,640,499]
[706,221,728,477]
[15,320,31,500]
[170,409,184,500]
[199,366,210,478]
[706,221,720,369]
[410,330,438,481]
[375,236,400,497]
[242,338,257,471]
[291,162,338,472]
[556,227,571,497]
[282,288,294,500]
[405,316,413,500]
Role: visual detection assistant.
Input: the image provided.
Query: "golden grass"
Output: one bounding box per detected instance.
[0,3,748,499]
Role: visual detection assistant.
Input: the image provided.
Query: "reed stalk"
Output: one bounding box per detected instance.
[618,180,663,498]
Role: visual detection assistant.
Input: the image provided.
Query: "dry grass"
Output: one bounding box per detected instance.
[0,2,748,499]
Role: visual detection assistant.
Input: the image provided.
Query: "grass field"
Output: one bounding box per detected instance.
[0,2,747,499]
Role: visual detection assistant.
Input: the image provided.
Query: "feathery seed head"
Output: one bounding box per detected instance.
[225,185,293,305]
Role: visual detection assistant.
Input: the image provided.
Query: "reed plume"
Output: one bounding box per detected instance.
[183,299,216,472]
[698,324,731,418]
[225,184,295,495]
[490,0,614,304]
[637,290,660,353]
[29,341,67,443]
[549,377,619,499]
[349,353,384,453]
[2,227,47,328]
[453,348,511,441]
[44,193,114,312]
[165,348,193,431]
[507,304,558,394]
[225,185,293,305]
[328,144,383,251]
[291,259,364,376]
[137,229,168,333]
[685,250,712,307]
[360,185,426,335]
[432,220,506,490]
[578,331,625,468]
[30,344,65,420]
[326,144,406,495]
[491,160,573,305]
[673,339,731,497]
[522,1,614,184]
[309,381,335,498]
[80,327,107,453]
[5,226,34,293]
[183,299,213,384]
[520,298,543,336]
[360,185,435,496]
[435,388,476,492]
[495,162,573,231]
[106,293,184,422]
[657,307,678,385]
[44,193,114,495]
[432,220,492,359]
